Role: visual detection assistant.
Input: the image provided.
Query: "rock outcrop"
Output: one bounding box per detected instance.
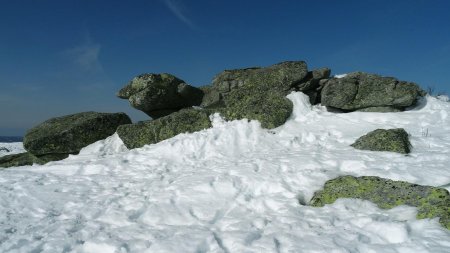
[321,72,425,112]
[202,61,313,129]
[351,128,411,154]
[117,73,204,119]
[201,61,309,107]
[310,175,450,230]
[117,109,212,149]
[23,112,131,161]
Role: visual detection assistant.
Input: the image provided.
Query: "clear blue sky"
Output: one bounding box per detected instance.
[1,0,449,136]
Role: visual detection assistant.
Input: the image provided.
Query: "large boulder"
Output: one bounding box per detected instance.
[310,175,450,230]
[199,61,312,129]
[321,72,425,112]
[117,109,212,149]
[24,111,131,157]
[201,61,309,107]
[117,73,204,119]
[351,128,411,154]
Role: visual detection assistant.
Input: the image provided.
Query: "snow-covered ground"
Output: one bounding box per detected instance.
[1,92,450,252]
[0,142,25,157]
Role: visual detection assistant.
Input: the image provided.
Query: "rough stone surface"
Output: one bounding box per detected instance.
[222,87,293,129]
[0,152,42,168]
[357,107,402,112]
[24,112,131,156]
[295,67,331,92]
[351,128,411,154]
[310,175,450,230]
[118,73,204,118]
[117,109,212,149]
[201,61,308,107]
[321,72,424,111]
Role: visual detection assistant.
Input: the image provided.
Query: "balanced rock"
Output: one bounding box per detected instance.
[321,72,425,112]
[310,175,450,229]
[117,109,212,149]
[351,128,411,154]
[117,73,204,119]
[24,111,131,157]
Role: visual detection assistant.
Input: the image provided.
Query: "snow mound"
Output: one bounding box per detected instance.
[1,92,450,252]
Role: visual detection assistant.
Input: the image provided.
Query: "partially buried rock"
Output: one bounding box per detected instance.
[0,152,43,168]
[117,73,204,119]
[310,175,450,230]
[117,109,212,149]
[351,128,411,154]
[24,112,131,158]
[221,87,293,129]
[321,72,425,112]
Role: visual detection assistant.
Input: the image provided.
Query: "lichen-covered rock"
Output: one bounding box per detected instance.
[117,109,212,149]
[222,87,293,129]
[24,112,131,156]
[310,175,450,230]
[351,128,411,154]
[201,61,308,107]
[118,73,204,118]
[0,152,43,168]
[199,61,306,128]
[321,72,425,112]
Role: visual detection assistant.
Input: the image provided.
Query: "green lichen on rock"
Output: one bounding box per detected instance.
[222,87,293,129]
[321,72,425,112]
[199,61,304,128]
[310,175,450,230]
[351,128,411,154]
[24,111,131,156]
[117,109,213,149]
[201,61,308,107]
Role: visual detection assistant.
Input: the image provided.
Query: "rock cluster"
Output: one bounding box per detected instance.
[310,175,450,229]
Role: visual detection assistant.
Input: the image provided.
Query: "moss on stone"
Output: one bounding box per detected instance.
[310,175,450,230]
[351,128,411,154]
[117,109,213,149]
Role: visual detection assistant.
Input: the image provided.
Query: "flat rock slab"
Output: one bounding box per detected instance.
[24,111,131,156]
[321,72,425,112]
[351,128,411,154]
[310,175,450,230]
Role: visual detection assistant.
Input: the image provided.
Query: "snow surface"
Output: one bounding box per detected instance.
[334,74,348,78]
[0,142,25,157]
[1,92,450,252]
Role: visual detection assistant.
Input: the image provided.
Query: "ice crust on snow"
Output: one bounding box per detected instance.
[1,92,450,252]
